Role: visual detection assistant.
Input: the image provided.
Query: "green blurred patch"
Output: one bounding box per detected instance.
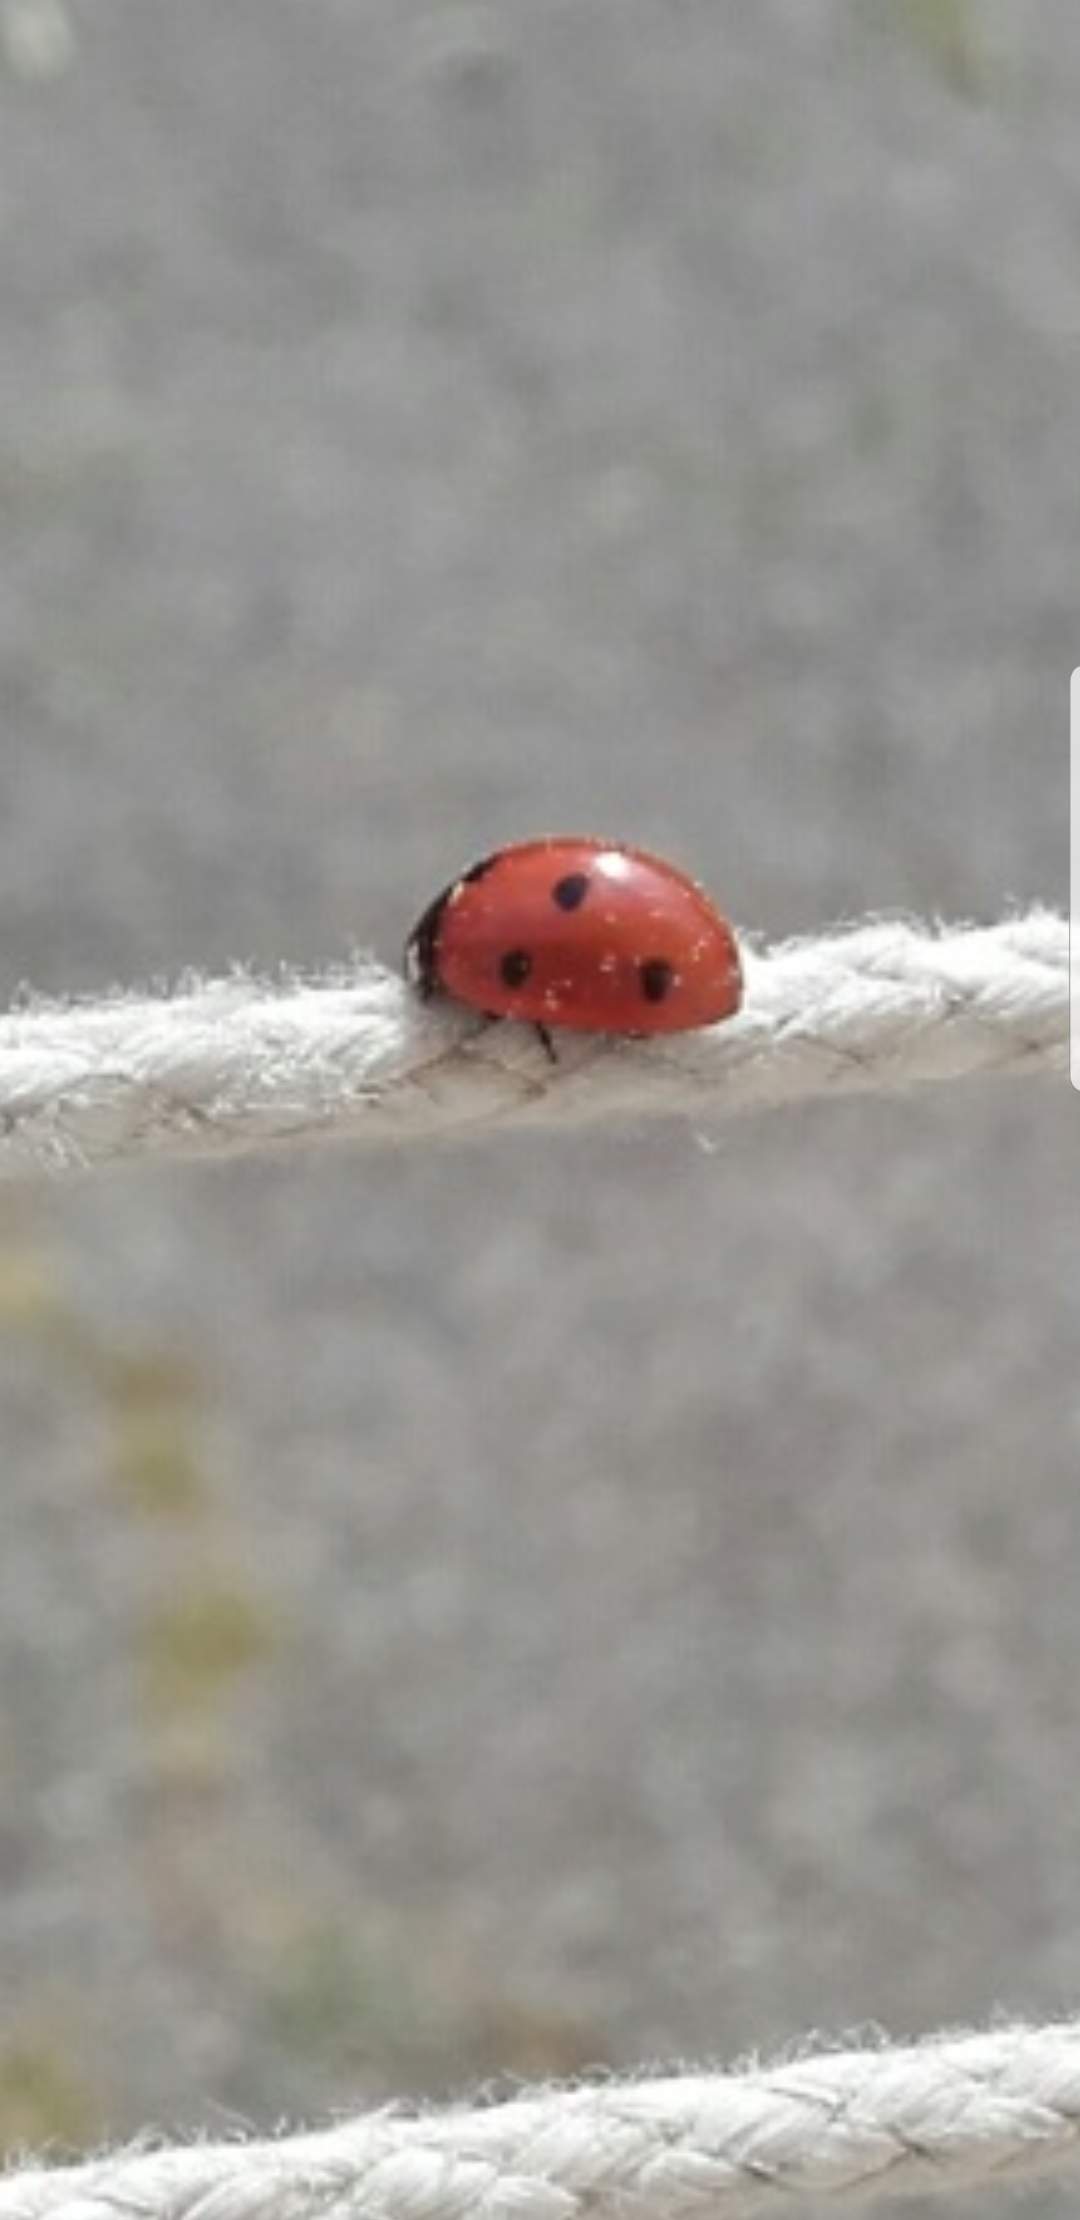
[0,1247,67,1332]
[97,1350,210,1519]
[0,1239,109,1380]
[97,1350,204,1407]
[860,0,986,98]
[262,1919,425,2067]
[262,1913,611,2088]
[137,1584,277,1719]
[108,1407,207,1517]
[0,1234,212,1519]
[0,2037,95,2157]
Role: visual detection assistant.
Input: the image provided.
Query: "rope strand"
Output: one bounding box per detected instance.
[5,2019,1080,2218]
[0,910,1065,1179]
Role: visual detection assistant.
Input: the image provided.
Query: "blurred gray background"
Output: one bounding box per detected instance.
[0,0,1074,2176]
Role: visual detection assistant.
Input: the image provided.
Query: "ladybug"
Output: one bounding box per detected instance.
[405,837,742,1055]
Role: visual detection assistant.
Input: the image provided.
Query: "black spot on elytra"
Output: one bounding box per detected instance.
[500,948,532,988]
[551,871,590,911]
[639,957,675,1003]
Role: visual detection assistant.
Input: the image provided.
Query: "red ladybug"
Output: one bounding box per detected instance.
[405,838,742,1054]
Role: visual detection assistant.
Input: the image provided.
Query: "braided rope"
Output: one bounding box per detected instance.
[0,909,1065,1179]
[4,2020,1080,2217]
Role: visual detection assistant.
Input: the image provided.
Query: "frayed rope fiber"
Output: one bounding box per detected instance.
[6,2019,1080,2218]
[0,909,1065,1179]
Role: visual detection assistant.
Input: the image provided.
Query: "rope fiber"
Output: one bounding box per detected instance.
[5,2019,1080,2218]
[0,909,1065,1178]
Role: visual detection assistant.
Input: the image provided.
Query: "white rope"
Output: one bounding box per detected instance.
[0,910,1065,1179]
[5,2019,1080,2218]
